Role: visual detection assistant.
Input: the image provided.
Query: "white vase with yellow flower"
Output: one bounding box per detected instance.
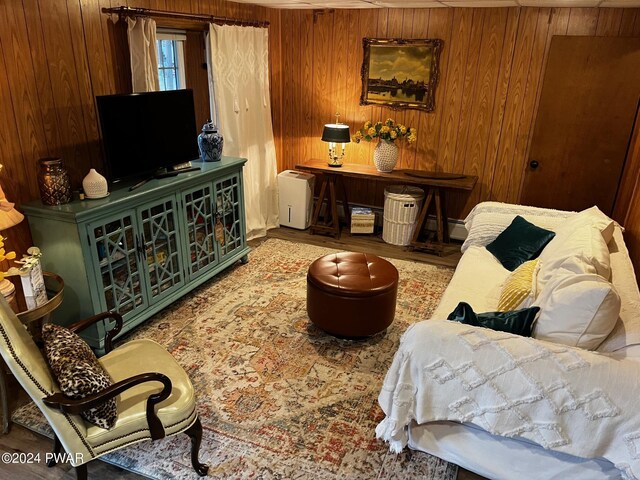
[352,119,417,173]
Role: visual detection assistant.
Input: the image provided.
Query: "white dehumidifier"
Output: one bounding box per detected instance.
[278,170,315,229]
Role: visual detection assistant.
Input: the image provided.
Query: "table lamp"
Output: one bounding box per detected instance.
[0,183,24,298]
[322,113,350,168]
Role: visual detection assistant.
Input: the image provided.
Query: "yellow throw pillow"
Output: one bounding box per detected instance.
[497,259,538,311]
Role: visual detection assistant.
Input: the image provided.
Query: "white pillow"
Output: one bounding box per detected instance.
[463,201,574,230]
[533,273,621,350]
[536,224,611,293]
[462,204,616,253]
[462,212,567,253]
[552,206,615,244]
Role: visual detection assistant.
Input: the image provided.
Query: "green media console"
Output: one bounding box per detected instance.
[23,157,250,353]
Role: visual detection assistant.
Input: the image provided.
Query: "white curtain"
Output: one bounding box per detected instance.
[207,24,279,240]
[126,17,160,92]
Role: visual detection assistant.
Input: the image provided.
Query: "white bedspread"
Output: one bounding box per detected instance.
[376,320,640,479]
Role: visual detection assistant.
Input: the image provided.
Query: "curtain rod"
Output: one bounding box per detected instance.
[101,6,269,28]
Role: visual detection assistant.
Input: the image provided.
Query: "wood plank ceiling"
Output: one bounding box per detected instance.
[233,0,640,9]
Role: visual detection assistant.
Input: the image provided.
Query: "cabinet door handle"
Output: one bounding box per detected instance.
[135,235,143,261]
[140,234,147,261]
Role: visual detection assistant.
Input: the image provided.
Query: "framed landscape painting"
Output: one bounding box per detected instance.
[360,38,443,112]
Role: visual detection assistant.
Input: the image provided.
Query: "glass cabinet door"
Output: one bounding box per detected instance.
[137,196,185,303]
[88,214,147,317]
[214,173,246,262]
[182,184,218,280]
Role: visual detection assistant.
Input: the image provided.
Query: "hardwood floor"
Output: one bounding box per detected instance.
[0,376,141,479]
[0,229,484,480]
[267,226,462,268]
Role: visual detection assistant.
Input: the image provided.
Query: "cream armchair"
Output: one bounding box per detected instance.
[0,296,208,479]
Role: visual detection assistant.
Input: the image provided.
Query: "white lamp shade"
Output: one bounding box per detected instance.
[0,185,24,230]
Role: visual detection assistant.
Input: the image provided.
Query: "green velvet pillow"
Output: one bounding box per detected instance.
[486,215,555,271]
[447,302,540,337]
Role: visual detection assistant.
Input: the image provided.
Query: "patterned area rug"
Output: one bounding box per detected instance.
[13,238,456,479]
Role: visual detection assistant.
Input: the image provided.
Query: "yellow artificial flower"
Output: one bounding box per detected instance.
[0,235,16,280]
[356,119,416,144]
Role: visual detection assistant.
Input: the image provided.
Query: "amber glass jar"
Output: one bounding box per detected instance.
[37,157,72,205]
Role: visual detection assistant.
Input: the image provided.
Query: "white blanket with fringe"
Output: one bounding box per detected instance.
[376,320,640,480]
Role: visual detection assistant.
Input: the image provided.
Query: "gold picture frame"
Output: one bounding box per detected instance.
[360,38,443,112]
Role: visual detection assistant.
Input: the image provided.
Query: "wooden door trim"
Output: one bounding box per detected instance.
[612,99,640,226]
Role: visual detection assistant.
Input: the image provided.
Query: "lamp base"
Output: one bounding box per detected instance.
[0,279,15,298]
[327,163,343,168]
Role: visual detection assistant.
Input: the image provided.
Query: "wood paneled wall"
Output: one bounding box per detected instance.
[0,0,277,255]
[3,1,640,265]
[273,7,640,219]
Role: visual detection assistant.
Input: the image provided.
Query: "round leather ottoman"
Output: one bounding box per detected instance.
[306,252,399,337]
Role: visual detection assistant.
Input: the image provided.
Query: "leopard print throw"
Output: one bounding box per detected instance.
[42,323,117,429]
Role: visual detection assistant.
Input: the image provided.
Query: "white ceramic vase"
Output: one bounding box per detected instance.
[373,140,399,173]
[82,168,109,198]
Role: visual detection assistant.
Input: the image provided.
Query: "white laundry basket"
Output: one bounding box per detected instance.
[382,185,425,246]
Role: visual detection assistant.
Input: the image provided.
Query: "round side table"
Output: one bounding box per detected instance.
[1,272,64,433]
[15,272,64,341]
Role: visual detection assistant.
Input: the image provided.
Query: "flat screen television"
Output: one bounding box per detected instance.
[96,89,199,183]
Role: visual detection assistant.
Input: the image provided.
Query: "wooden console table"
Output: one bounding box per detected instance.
[296,160,477,254]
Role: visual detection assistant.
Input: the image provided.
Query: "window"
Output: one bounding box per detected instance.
[156,31,186,91]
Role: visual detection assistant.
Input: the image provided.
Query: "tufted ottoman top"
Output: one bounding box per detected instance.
[307,252,399,298]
